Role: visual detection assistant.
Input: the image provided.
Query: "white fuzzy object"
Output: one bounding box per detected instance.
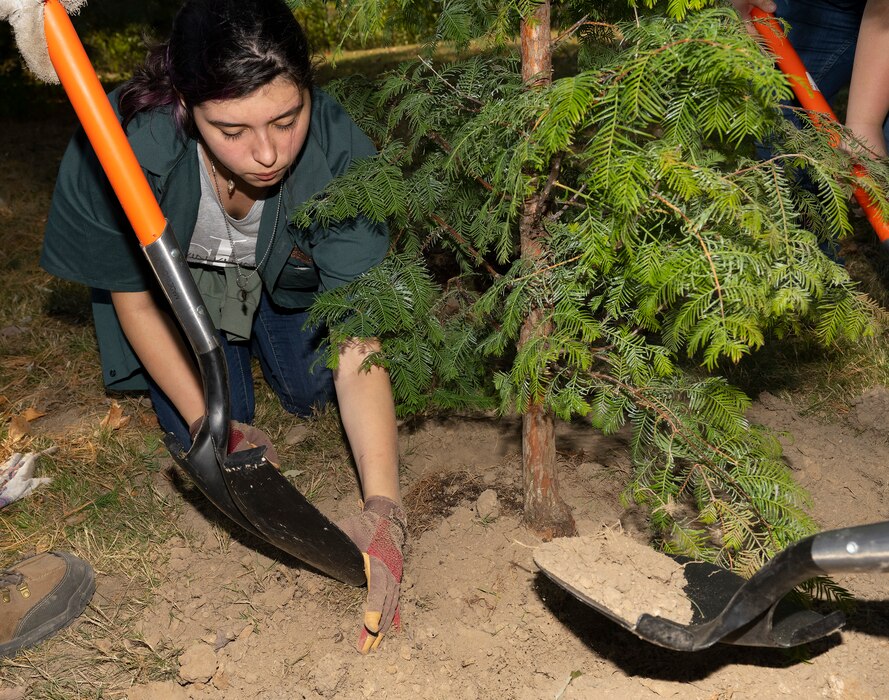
[0,448,56,508]
[0,0,88,83]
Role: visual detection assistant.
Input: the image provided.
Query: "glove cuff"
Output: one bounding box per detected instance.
[363,496,407,541]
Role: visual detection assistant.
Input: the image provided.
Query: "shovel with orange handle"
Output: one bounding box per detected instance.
[38,0,364,585]
[750,6,889,247]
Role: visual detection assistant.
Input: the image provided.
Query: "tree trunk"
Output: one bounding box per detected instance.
[518,0,576,539]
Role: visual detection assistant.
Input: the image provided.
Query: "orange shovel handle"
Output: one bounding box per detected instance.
[43,0,165,246]
[750,7,889,244]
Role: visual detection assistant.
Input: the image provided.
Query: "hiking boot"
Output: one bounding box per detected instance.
[0,552,95,658]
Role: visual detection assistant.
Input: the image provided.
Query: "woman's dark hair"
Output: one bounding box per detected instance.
[119,0,314,133]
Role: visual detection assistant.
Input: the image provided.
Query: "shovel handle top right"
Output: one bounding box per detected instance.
[750,7,889,247]
[810,521,889,573]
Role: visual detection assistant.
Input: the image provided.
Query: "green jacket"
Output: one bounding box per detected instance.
[41,87,389,391]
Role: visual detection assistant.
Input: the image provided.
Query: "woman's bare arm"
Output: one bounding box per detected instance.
[111,290,205,426]
[846,0,889,157]
[332,339,401,503]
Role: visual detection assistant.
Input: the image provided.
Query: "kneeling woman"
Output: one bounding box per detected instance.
[41,0,403,654]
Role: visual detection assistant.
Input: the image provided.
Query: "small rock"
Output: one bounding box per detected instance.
[213,628,237,651]
[211,665,230,690]
[178,643,217,684]
[475,489,500,521]
[0,326,27,338]
[851,386,889,433]
[285,424,311,445]
[93,638,113,654]
[257,585,293,609]
[309,653,347,696]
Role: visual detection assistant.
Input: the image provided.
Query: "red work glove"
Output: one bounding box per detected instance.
[337,496,407,654]
[189,419,281,468]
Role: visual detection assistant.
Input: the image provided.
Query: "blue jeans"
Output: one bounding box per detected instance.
[149,291,336,447]
[774,0,889,146]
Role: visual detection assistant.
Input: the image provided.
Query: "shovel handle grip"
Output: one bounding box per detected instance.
[811,520,889,573]
[43,0,165,246]
[750,7,889,245]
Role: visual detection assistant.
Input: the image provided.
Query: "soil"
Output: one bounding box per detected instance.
[81,390,889,699]
[534,531,695,627]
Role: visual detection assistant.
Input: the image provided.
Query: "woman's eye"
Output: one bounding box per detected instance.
[222,130,244,140]
[275,120,296,131]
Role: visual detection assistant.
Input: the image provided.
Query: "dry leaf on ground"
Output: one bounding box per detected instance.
[7,415,31,442]
[100,402,130,430]
[21,407,46,422]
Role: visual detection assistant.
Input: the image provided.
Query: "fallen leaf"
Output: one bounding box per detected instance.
[64,512,88,526]
[8,415,31,442]
[100,402,130,430]
[22,407,46,422]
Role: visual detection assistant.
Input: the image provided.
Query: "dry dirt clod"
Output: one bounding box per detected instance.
[178,642,218,684]
[476,489,501,521]
[0,689,27,700]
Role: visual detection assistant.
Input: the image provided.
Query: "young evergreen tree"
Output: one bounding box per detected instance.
[289,0,889,574]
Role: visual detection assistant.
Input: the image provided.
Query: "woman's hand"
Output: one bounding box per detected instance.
[337,496,406,653]
[188,418,281,467]
[730,0,777,34]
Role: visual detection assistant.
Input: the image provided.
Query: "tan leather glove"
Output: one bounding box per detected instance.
[189,419,281,468]
[337,496,406,654]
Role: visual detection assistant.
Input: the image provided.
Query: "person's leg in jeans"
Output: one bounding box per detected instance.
[771,0,888,143]
[760,0,876,259]
[250,291,336,416]
[148,332,257,449]
[778,0,865,101]
[148,290,334,445]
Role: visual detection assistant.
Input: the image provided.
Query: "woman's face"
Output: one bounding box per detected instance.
[192,76,310,191]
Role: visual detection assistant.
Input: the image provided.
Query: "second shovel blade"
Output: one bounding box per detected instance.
[534,532,845,651]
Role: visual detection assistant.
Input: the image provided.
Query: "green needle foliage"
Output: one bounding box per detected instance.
[293,0,888,573]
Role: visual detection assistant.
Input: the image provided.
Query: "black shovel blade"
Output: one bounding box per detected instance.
[632,559,845,651]
[222,447,366,587]
[534,533,846,651]
[165,431,264,538]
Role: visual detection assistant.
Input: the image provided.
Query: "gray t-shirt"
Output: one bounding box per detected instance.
[187,144,264,268]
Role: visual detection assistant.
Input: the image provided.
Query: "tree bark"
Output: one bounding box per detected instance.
[518,0,576,539]
[521,0,552,85]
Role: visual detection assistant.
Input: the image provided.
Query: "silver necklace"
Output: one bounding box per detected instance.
[209,158,283,301]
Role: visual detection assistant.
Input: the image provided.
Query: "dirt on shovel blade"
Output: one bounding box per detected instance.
[534,529,695,627]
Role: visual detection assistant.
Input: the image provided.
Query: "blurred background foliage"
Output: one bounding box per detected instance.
[0,0,442,81]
